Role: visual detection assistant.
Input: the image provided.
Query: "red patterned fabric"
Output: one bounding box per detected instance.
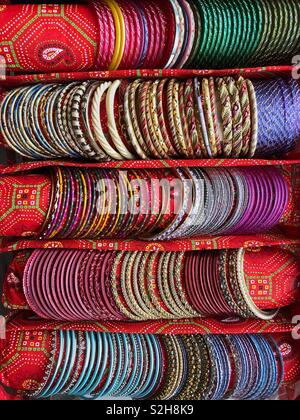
[0,66,294,88]
[244,248,300,309]
[0,233,300,254]
[0,4,98,74]
[1,158,300,174]
[4,307,300,336]
[0,175,51,237]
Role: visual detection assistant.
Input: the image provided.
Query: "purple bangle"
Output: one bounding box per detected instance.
[44,250,67,319]
[80,251,99,319]
[24,251,49,319]
[264,168,289,229]
[50,250,73,320]
[227,170,254,234]
[59,250,80,321]
[249,168,274,233]
[240,169,262,233]
[39,250,59,319]
[65,250,85,320]
[71,251,93,319]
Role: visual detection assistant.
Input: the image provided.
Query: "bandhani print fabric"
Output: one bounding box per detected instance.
[0,174,51,237]
[0,4,98,74]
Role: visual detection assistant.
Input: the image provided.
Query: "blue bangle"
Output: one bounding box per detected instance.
[121,334,141,397]
[59,330,78,395]
[114,334,131,397]
[135,334,162,400]
[80,332,103,397]
[88,332,109,398]
[131,334,146,398]
[268,335,284,397]
[69,331,92,396]
[21,84,51,158]
[107,333,125,396]
[46,330,72,397]
[75,331,97,396]
[95,333,116,398]
[38,330,65,399]
[14,85,44,159]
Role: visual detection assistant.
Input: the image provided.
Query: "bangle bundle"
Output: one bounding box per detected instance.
[22,247,299,322]
[1,77,299,160]
[19,330,283,400]
[1,1,299,74]
[36,166,288,240]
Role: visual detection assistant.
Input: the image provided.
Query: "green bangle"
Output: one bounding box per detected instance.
[223,0,239,66]
[205,0,222,67]
[253,0,272,65]
[288,0,300,60]
[242,0,262,62]
[236,0,254,63]
[185,0,202,68]
[213,0,228,66]
[195,0,210,67]
[279,0,298,62]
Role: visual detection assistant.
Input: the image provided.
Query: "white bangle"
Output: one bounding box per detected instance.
[91,81,123,160]
[106,79,136,160]
[81,81,109,161]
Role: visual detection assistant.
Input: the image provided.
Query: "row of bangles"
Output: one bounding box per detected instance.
[2,248,298,322]
[1,77,299,160]
[0,166,291,239]
[1,243,300,399]
[0,329,291,400]
[1,0,300,403]
[0,0,299,72]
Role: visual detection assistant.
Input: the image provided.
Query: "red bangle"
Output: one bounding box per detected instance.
[118,1,132,69]
[130,0,145,68]
[128,0,144,68]
[137,0,155,68]
[146,0,163,68]
[105,1,116,69]
[159,0,176,68]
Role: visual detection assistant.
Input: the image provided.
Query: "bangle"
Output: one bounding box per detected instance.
[106,80,135,159]
[156,79,178,157]
[125,80,149,158]
[246,79,258,157]
[104,0,125,70]
[91,81,123,160]
[225,77,243,158]
[216,77,233,157]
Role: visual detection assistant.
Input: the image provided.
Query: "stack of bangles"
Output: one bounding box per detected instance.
[3,330,285,400]
[34,166,288,240]
[20,248,300,322]
[1,77,299,160]
[1,0,300,73]
[92,0,300,69]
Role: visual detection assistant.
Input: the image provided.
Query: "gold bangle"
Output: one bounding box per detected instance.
[104,0,125,70]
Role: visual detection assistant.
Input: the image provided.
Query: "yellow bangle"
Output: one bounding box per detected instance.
[105,0,125,70]
[75,170,88,238]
